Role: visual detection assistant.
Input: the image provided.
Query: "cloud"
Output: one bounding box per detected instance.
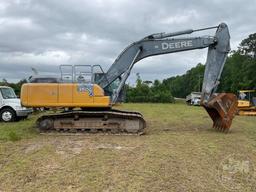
[0,0,255,83]
[160,10,200,25]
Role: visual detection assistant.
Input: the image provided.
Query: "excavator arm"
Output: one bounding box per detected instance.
[98,23,237,132]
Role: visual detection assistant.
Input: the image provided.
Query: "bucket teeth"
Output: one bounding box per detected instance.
[202,93,238,133]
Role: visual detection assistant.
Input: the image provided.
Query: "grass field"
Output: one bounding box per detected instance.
[0,103,256,191]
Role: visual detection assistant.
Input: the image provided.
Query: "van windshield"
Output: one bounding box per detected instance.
[0,88,17,99]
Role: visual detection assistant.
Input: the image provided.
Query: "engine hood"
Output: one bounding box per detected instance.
[3,98,21,106]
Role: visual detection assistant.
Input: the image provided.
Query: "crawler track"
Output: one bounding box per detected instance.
[36,109,146,135]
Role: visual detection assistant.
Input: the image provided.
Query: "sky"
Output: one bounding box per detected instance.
[0,0,255,84]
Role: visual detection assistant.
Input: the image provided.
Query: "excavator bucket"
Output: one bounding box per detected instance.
[202,93,238,132]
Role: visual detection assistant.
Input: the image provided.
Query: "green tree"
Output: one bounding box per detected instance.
[126,75,174,103]
[238,33,256,58]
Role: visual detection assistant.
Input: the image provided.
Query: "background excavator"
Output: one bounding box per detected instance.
[237,90,256,115]
[21,23,237,134]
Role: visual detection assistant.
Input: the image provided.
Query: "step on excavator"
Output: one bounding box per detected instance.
[21,23,238,134]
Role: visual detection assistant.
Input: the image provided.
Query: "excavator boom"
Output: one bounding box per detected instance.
[97,23,237,131]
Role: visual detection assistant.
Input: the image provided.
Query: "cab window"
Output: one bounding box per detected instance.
[0,88,17,99]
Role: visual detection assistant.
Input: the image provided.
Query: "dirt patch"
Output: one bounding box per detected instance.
[24,143,45,154]
[89,143,136,150]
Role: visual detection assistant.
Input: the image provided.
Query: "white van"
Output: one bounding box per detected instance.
[0,86,32,122]
[186,92,201,106]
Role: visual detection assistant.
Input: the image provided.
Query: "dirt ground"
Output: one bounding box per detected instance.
[0,103,256,192]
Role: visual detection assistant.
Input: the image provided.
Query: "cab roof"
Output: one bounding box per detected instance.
[0,86,11,89]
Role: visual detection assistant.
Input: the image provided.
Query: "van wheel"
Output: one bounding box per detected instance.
[0,108,16,122]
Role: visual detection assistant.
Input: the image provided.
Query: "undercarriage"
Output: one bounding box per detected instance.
[36,109,146,135]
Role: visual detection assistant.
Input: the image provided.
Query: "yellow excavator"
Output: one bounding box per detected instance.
[21,23,238,134]
[237,90,256,115]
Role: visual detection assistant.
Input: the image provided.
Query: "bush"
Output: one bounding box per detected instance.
[126,79,174,103]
